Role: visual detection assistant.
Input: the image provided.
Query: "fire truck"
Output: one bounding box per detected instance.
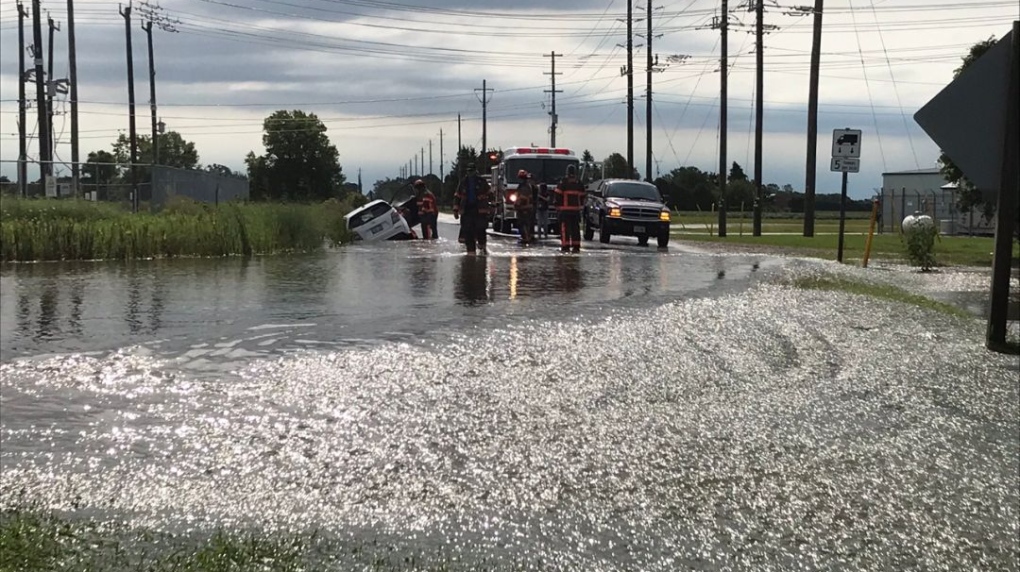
[489,146,581,235]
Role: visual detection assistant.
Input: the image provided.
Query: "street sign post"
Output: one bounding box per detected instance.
[831,129,862,263]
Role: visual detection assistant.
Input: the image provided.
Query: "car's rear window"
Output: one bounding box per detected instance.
[349,203,393,229]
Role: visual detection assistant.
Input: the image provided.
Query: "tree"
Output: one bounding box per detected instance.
[728,161,748,182]
[112,131,199,169]
[940,38,997,216]
[83,150,118,184]
[602,153,631,179]
[582,150,594,162]
[204,163,244,178]
[442,146,478,206]
[657,166,716,211]
[246,110,345,202]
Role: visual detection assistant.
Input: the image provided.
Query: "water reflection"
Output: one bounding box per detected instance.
[455,256,492,306]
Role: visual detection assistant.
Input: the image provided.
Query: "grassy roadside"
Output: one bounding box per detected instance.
[674,232,1009,267]
[789,275,971,318]
[0,504,528,572]
[0,197,356,262]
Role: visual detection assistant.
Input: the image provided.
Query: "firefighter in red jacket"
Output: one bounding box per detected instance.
[554,164,585,253]
[453,164,493,254]
[414,179,439,240]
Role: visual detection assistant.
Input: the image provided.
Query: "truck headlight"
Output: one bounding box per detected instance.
[509,193,518,203]
[659,210,671,222]
[608,207,622,218]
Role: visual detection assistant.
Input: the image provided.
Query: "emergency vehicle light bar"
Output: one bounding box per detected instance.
[511,147,574,156]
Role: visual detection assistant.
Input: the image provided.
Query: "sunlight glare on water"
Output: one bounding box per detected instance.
[2,264,1017,570]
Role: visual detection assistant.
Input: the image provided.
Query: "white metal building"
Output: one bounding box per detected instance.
[880,168,996,235]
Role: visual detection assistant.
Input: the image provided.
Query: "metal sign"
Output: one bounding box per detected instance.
[914,28,1013,192]
[832,129,862,158]
[830,157,860,173]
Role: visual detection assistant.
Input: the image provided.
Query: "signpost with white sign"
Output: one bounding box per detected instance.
[831,128,862,263]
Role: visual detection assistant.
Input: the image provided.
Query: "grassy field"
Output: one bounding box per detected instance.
[0,196,355,262]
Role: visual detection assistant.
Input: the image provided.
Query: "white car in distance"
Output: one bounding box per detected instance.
[344,199,413,242]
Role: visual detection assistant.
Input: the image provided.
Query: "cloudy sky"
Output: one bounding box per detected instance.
[0,0,1016,198]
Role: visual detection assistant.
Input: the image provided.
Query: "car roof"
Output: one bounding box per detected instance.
[603,178,655,186]
[343,199,393,220]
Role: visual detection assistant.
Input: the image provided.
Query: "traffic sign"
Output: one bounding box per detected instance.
[914,27,1013,192]
[830,157,860,173]
[832,128,862,158]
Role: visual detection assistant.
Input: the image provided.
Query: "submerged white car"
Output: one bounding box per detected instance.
[344,199,414,242]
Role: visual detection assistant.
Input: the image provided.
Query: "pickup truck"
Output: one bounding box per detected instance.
[582,179,671,247]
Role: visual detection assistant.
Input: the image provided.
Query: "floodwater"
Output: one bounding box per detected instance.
[1,221,1017,571]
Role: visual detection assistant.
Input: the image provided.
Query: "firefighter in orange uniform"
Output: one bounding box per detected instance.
[414,179,439,240]
[453,164,493,254]
[554,164,585,253]
[515,170,535,245]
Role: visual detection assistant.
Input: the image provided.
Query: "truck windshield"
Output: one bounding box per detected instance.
[505,159,579,185]
[605,182,661,201]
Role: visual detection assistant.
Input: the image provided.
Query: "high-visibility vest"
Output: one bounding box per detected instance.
[417,191,438,215]
[554,179,586,212]
[516,184,533,212]
[454,175,492,216]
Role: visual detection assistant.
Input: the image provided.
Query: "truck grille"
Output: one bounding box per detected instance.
[621,206,662,220]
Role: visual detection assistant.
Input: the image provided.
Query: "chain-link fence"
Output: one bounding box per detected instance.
[0,159,247,210]
[880,186,997,235]
[150,165,248,209]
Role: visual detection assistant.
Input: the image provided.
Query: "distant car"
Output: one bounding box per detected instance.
[583,179,671,247]
[344,199,413,242]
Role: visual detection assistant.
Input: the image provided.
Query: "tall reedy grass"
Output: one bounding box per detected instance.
[0,196,355,262]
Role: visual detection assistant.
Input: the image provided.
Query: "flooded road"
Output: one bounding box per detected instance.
[2,222,1017,571]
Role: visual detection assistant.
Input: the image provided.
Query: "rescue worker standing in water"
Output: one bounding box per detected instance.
[554,164,585,253]
[454,164,493,254]
[414,179,439,240]
[515,170,535,245]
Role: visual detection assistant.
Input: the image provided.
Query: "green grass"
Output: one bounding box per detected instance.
[789,275,971,318]
[0,504,536,572]
[0,196,356,262]
[675,231,1010,267]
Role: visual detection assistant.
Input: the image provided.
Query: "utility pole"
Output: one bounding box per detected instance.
[474,80,493,153]
[627,0,635,174]
[717,0,729,237]
[645,0,653,182]
[142,21,157,164]
[47,14,59,175]
[752,0,765,236]
[138,1,178,167]
[17,1,28,197]
[420,146,424,176]
[544,52,562,147]
[457,113,462,154]
[121,3,139,213]
[429,140,433,176]
[67,0,80,197]
[803,0,823,236]
[439,128,444,178]
[32,0,50,186]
